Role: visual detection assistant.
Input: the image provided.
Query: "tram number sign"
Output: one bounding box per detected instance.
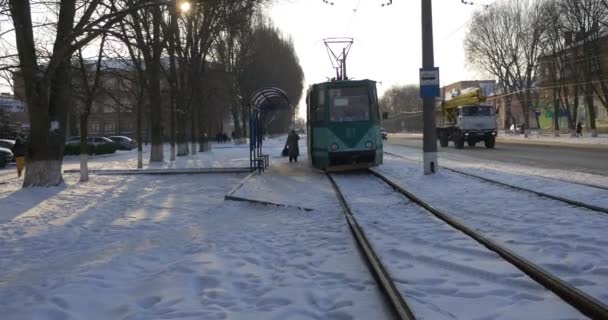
[420,67,440,98]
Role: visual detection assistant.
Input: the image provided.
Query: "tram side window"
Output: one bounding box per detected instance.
[329,87,370,122]
[314,89,325,121]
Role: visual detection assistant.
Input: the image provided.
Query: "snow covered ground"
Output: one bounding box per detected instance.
[1,136,606,319]
[375,151,608,306]
[332,172,584,320]
[0,138,392,320]
[385,144,608,190]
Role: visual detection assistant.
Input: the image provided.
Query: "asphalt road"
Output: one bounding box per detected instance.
[387,136,608,176]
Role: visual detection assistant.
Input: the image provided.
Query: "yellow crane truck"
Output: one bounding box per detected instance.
[436,87,497,149]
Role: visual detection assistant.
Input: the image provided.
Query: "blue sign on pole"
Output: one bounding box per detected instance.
[420,67,440,98]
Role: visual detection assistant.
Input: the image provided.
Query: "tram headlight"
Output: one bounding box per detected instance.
[365,141,374,149]
[330,143,339,151]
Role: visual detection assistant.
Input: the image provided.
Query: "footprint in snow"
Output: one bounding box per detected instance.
[50,297,69,310]
[193,276,220,295]
[137,296,162,309]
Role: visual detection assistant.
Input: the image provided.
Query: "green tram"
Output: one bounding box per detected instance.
[306,79,383,171]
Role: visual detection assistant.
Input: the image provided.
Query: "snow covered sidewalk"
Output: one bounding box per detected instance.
[0,136,394,320]
[497,131,608,148]
[387,131,608,148]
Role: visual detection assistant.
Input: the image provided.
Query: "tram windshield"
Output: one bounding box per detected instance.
[329,87,370,122]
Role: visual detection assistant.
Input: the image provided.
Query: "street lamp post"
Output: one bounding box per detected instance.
[420,0,439,174]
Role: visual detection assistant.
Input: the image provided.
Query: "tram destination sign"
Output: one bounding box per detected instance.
[419,67,440,98]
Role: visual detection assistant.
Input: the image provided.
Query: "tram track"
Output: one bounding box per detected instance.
[327,173,416,320]
[385,151,608,214]
[329,170,608,319]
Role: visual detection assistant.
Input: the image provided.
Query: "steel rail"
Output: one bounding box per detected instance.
[443,166,608,214]
[370,169,608,319]
[327,173,416,320]
[385,152,608,214]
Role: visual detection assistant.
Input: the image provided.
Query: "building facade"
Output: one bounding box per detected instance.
[13,60,234,141]
[536,33,608,133]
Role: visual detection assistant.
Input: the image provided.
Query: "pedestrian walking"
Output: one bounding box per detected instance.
[576,121,583,137]
[11,137,26,178]
[285,130,300,163]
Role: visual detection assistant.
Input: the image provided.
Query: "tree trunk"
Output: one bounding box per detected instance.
[553,87,560,136]
[586,83,598,137]
[10,0,74,187]
[79,114,89,182]
[241,104,248,138]
[191,104,198,155]
[572,86,580,137]
[136,98,143,169]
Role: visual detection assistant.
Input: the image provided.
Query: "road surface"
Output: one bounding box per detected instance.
[387,136,608,176]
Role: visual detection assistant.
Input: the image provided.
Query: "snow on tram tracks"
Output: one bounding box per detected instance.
[385,151,608,213]
[328,171,588,320]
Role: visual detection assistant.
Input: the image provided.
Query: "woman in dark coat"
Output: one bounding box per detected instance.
[285,130,300,163]
[576,121,583,137]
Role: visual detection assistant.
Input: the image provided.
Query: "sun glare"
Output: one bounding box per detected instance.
[179,1,191,13]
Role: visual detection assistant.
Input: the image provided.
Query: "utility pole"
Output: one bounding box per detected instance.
[420,0,439,174]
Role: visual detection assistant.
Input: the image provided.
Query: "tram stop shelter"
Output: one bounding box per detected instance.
[249,87,292,173]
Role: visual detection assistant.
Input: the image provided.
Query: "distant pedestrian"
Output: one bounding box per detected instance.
[285,130,300,163]
[11,137,26,178]
[576,121,583,137]
[509,123,515,135]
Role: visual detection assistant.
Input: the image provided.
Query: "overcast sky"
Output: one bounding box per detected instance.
[266,0,496,118]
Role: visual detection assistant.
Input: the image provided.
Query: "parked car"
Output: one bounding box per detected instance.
[0,147,13,168]
[88,136,116,146]
[108,136,136,150]
[380,128,388,140]
[65,136,81,146]
[0,139,15,161]
[64,136,117,155]
[65,136,116,147]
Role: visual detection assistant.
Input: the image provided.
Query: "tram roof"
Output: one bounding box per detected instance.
[313,79,377,87]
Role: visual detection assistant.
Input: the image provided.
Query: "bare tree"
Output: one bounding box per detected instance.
[560,0,606,137]
[6,0,142,186]
[466,0,546,136]
[75,34,106,182]
[237,19,304,135]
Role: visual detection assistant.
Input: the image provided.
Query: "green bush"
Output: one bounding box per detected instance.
[64,143,117,156]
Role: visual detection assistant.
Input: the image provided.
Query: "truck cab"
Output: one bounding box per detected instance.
[438,104,497,149]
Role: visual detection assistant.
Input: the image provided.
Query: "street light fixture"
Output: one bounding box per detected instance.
[178,1,191,13]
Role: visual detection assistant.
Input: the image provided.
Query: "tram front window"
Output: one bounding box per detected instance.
[329,87,370,122]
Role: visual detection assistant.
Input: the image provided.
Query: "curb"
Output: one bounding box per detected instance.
[63,167,251,175]
[497,138,608,150]
[224,194,314,211]
[388,134,608,150]
[224,171,314,211]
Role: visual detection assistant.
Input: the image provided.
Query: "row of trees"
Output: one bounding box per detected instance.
[2,0,303,187]
[465,0,608,136]
[379,85,423,132]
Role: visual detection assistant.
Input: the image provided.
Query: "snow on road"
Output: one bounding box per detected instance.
[375,155,608,306]
[332,172,584,320]
[0,171,391,320]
